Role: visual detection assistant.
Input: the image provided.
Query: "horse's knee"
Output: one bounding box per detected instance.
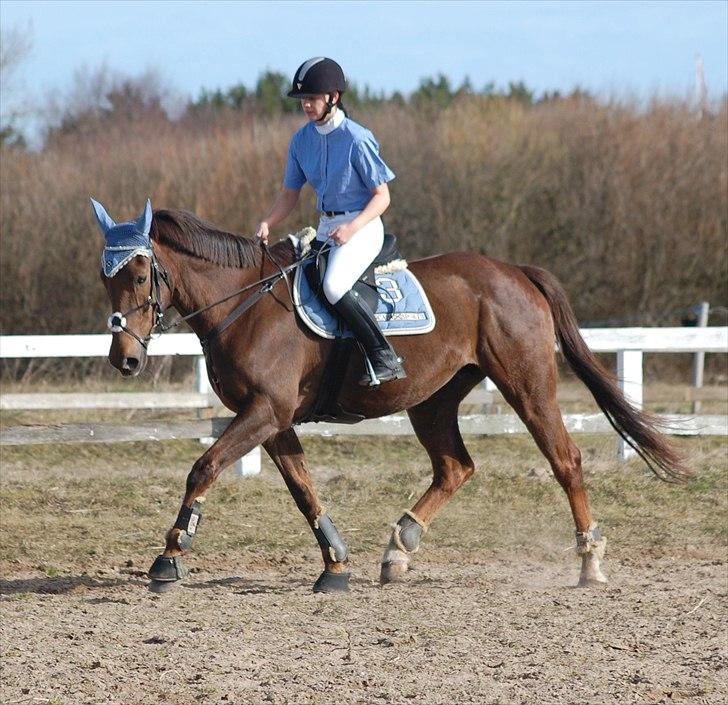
[186,457,218,495]
[461,461,475,483]
[434,460,474,494]
[322,277,346,306]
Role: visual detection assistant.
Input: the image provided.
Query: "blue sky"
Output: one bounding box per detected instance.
[2,0,727,109]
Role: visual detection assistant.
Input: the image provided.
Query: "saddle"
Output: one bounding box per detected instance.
[298,233,405,424]
[303,233,405,317]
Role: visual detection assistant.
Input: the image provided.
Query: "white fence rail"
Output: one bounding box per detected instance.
[5,327,726,358]
[3,413,726,447]
[2,328,726,469]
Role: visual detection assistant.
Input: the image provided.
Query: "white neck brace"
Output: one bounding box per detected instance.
[315,108,344,135]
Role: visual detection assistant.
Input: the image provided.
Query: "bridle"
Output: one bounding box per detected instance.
[106,252,169,350]
[106,241,330,349]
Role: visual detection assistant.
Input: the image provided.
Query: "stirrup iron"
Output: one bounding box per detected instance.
[364,354,381,387]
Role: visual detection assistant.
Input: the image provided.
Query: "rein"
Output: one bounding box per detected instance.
[107,241,329,349]
[195,243,297,346]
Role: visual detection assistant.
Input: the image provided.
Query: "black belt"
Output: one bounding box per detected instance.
[322,210,347,217]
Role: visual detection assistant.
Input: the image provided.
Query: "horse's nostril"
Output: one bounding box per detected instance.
[122,357,139,371]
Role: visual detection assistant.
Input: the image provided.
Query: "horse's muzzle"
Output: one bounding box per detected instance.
[109,335,147,377]
[119,354,145,377]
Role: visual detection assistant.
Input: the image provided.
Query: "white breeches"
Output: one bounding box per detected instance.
[316,212,384,304]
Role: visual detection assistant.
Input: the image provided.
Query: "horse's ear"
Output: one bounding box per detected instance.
[136,199,153,236]
[90,198,116,234]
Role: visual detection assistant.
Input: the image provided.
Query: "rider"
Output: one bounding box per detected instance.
[255,57,406,386]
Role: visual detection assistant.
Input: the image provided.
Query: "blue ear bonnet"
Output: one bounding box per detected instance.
[91,198,154,277]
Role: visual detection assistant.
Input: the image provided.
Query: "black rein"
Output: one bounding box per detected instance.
[152,242,325,345]
[110,240,327,351]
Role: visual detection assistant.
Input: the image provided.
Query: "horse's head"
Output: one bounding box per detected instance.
[92,198,165,377]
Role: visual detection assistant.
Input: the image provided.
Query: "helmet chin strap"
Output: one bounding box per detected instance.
[318,93,337,122]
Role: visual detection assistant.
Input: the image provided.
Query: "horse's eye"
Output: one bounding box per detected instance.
[136,275,148,285]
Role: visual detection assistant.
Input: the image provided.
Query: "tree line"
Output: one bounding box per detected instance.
[1,62,593,149]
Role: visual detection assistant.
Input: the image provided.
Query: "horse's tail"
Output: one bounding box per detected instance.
[519,264,691,482]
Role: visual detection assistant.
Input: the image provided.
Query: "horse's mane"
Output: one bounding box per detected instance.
[151,209,263,268]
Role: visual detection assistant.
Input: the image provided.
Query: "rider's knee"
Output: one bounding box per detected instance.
[322,277,347,305]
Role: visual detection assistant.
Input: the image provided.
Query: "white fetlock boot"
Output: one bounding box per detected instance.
[380,511,427,585]
[576,523,608,586]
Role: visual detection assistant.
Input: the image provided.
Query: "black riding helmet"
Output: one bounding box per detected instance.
[287,57,347,98]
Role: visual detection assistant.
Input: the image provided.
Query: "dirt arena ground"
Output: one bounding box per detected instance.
[1,434,726,705]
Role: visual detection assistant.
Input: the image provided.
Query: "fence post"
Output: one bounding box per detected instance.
[692,302,710,413]
[195,355,261,477]
[480,377,497,414]
[617,349,643,460]
[195,356,210,396]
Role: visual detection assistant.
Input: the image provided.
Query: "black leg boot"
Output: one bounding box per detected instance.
[332,290,407,386]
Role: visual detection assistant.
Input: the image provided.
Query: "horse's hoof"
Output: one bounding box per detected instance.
[577,576,609,588]
[148,579,180,593]
[148,555,188,583]
[578,558,608,587]
[313,570,350,593]
[379,560,409,585]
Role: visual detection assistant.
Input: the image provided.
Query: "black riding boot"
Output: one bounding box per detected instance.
[333,290,407,386]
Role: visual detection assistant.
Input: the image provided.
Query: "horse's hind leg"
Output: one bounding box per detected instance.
[380,367,480,585]
[263,428,350,593]
[484,348,607,587]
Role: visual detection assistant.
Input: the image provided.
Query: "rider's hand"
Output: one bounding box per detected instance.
[330,222,357,245]
[255,221,270,245]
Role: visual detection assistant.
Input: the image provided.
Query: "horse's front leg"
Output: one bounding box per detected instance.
[263,428,350,593]
[147,398,278,591]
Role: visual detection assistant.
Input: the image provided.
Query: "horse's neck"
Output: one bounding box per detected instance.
[162,248,265,339]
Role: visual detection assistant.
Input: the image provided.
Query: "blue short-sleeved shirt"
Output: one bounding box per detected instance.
[283,116,395,213]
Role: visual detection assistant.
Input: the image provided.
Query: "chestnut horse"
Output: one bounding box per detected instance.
[100,207,686,593]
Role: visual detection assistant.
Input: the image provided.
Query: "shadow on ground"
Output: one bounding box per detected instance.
[0,573,143,595]
[185,574,310,594]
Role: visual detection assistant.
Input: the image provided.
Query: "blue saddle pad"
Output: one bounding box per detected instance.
[293,265,436,340]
